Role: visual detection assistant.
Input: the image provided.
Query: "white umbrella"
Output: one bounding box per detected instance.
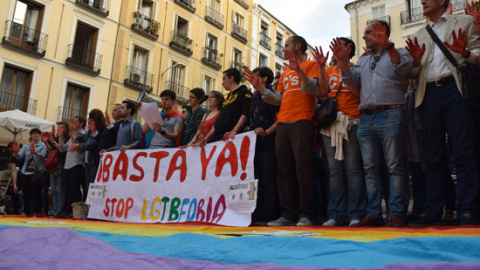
[0,109,55,141]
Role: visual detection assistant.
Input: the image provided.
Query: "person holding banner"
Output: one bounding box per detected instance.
[204,68,252,142]
[188,90,224,145]
[143,90,184,148]
[114,100,143,152]
[182,88,206,145]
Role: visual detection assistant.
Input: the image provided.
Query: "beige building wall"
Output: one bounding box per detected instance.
[0,0,121,145]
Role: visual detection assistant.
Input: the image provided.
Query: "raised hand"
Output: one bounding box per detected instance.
[41,132,50,143]
[329,37,351,65]
[405,37,426,66]
[312,46,330,67]
[444,28,468,55]
[12,142,20,154]
[368,22,390,48]
[466,1,480,30]
[105,111,111,126]
[283,49,301,71]
[243,68,261,90]
[29,142,35,153]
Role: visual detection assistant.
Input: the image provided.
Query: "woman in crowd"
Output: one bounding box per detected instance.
[13,128,47,216]
[183,88,207,145]
[313,38,366,226]
[188,90,224,145]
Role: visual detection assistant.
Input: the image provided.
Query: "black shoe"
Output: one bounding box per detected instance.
[459,213,477,226]
[409,214,442,227]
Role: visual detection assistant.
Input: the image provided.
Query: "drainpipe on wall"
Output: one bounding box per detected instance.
[354,1,360,60]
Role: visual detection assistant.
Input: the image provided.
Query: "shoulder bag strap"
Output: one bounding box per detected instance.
[333,80,344,99]
[425,25,459,68]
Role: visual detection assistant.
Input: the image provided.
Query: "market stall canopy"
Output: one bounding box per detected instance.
[0,109,55,141]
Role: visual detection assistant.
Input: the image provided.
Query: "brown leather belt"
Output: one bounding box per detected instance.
[361,105,403,115]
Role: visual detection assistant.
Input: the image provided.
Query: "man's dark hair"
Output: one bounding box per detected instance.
[223,68,242,84]
[182,105,192,114]
[160,89,177,101]
[190,88,206,103]
[291,36,307,54]
[339,37,356,59]
[252,67,274,85]
[74,116,87,129]
[371,20,390,38]
[444,0,450,9]
[122,100,136,116]
[30,128,41,135]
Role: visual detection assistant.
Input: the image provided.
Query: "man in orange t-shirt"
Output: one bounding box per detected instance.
[246,36,319,226]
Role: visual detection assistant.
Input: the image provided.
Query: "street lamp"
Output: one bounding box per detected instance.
[160,63,182,82]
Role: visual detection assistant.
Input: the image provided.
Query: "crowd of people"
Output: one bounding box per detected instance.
[3,0,480,227]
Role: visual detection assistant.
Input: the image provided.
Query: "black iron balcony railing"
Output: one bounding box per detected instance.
[259,32,271,50]
[201,47,222,70]
[367,15,391,26]
[232,22,247,44]
[400,6,424,24]
[275,43,285,59]
[174,0,196,13]
[205,6,224,29]
[165,80,188,102]
[2,20,47,56]
[75,0,110,16]
[233,0,249,10]
[58,106,87,122]
[66,44,102,75]
[132,11,160,40]
[169,31,193,56]
[0,92,37,114]
[124,65,153,92]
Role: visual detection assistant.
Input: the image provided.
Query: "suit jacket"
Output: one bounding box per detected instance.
[412,14,480,108]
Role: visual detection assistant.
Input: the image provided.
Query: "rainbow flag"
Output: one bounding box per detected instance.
[1,216,479,269]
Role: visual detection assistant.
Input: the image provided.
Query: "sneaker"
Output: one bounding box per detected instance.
[296,217,313,226]
[267,217,296,226]
[323,219,337,226]
[409,214,442,227]
[349,219,360,226]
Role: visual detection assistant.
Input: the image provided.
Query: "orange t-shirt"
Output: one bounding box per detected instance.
[277,60,319,123]
[325,65,361,118]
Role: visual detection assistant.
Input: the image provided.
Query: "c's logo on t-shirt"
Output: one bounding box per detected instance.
[283,74,300,89]
[329,76,340,89]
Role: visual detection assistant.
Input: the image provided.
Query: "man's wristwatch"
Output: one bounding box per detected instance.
[462,49,471,58]
[160,130,166,136]
[385,42,395,50]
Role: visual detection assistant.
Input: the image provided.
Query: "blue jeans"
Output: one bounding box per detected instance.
[419,83,478,218]
[357,107,407,217]
[50,174,64,215]
[323,125,366,222]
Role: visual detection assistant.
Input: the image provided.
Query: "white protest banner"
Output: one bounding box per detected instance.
[86,132,257,227]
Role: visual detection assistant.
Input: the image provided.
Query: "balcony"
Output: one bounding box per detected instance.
[132,11,160,40]
[401,0,464,25]
[259,32,271,50]
[165,81,188,103]
[0,92,37,114]
[169,31,193,56]
[75,0,110,17]
[174,0,195,13]
[57,106,88,122]
[205,6,224,29]
[231,22,247,44]
[2,20,47,57]
[367,15,391,26]
[65,44,102,75]
[124,66,153,92]
[233,0,249,10]
[201,47,222,70]
[275,43,285,59]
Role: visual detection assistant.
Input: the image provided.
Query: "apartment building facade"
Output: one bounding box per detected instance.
[0,0,121,145]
